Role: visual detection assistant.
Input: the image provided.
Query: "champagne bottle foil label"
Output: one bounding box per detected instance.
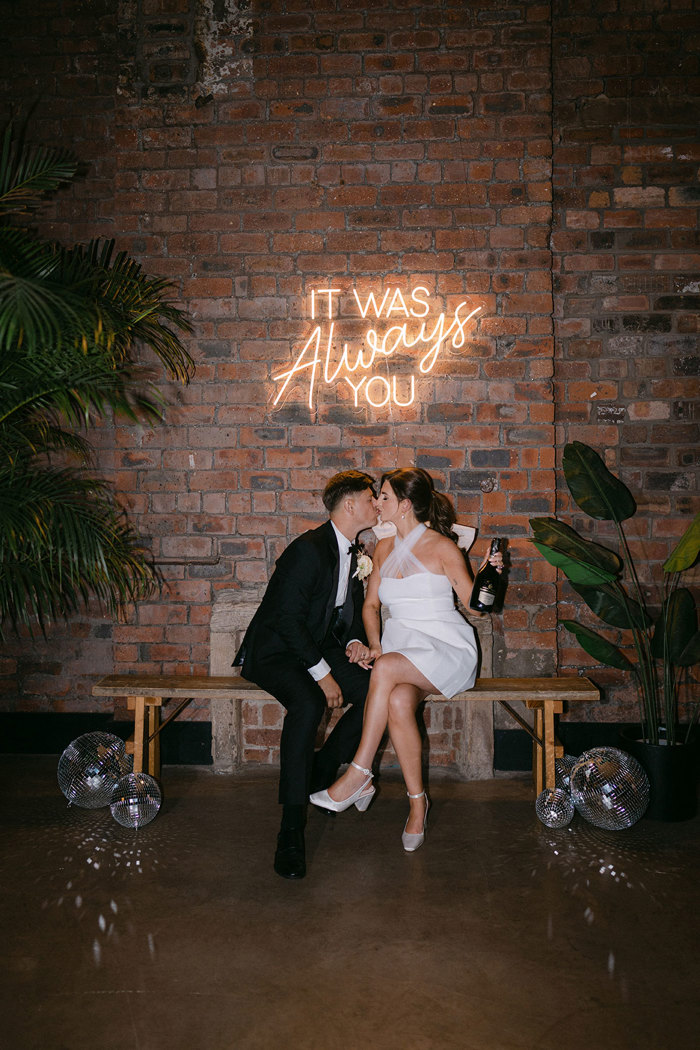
[477,587,496,606]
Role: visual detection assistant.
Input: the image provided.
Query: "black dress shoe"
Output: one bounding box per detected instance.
[274,828,306,880]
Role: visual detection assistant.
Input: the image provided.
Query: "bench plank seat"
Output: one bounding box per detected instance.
[93,672,599,793]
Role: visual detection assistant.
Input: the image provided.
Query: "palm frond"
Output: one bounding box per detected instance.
[0,269,94,353]
[0,345,164,434]
[0,234,101,353]
[0,233,194,381]
[0,122,77,215]
[0,121,193,638]
[0,226,59,275]
[0,420,93,466]
[0,464,160,637]
[70,241,194,381]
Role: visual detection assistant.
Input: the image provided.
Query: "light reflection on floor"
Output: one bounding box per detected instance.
[9,798,198,970]
[29,792,688,972]
[2,758,698,1050]
[528,813,693,1006]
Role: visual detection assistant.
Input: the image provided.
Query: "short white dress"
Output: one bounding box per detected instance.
[377,523,479,698]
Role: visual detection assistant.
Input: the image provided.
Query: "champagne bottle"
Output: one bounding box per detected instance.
[469,538,502,612]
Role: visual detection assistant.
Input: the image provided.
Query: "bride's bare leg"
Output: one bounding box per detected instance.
[327,653,433,803]
[325,653,396,801]
[387,682,429,834]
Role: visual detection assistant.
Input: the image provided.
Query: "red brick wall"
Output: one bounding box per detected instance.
[1,0,697,759]
[552,0,700,720]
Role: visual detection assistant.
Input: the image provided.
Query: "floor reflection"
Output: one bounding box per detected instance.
[2,758,697,1050]
[3,794,197,969]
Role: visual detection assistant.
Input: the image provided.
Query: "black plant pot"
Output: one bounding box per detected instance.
[619,727,699,822]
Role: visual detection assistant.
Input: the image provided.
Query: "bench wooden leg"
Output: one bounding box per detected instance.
[127,695,146,774]
[532,707,544,795]
[525,698,564,795]
[146,700,162,778]
[543,700,556,790]
[127,695,162,777]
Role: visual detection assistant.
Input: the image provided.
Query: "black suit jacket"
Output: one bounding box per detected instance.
[235,520,367,680]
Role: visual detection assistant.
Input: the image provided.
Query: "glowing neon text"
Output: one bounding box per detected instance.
[272,286,481,410]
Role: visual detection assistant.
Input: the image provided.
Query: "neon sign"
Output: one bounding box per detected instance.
[272,286,482,410]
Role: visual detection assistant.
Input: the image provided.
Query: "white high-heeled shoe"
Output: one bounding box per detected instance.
[309,761,375,813]
[402,790,429,852]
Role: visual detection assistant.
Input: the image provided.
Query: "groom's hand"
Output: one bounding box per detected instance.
[345,640,368,665]
[346,641,377,670]
[318,673,344,709]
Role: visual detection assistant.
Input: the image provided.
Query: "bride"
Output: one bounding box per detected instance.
[309,467,502,851]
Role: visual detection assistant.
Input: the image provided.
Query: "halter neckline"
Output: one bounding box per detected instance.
[393,521,427,550]
[381,522,428,579]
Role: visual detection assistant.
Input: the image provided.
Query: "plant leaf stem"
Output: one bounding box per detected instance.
[612,518,659,744]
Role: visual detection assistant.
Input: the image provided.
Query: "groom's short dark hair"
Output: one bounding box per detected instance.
[322,470,376,512]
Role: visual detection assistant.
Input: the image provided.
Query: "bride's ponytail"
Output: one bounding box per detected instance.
[382,467,458,542]
[429,489,457,540]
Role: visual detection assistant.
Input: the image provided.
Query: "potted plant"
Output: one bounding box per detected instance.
[0,121,193,637]
[529,441,700,819]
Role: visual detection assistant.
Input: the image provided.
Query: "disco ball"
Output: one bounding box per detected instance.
[570,747,649,830]
[555,754,578,791]
[535,787,575,828]
[57,732,132,808]
[110,772,162,829]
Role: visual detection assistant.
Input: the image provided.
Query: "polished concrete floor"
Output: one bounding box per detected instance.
[2,755,699,1050]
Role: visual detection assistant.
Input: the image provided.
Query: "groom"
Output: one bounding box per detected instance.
[234,470,378,879]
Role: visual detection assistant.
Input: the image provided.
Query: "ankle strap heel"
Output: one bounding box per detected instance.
[309,761,374,815]
[350,761,375,812]
[402,791,429,853]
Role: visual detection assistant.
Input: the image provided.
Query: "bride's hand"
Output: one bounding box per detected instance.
[361,645,382,669]
[480,550,504,574]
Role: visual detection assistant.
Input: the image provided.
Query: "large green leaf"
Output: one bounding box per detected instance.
[530,517,621,585]
[651,587,698,663]
[664,512,700,573]
[678,630,700,667]
[562,620,635,671]
[570,581,650,630]
[562,442,637,522]
[533,543,619,586]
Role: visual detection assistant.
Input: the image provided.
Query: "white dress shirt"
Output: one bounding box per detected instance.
[308,522,355,682]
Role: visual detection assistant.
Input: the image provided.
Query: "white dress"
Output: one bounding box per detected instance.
[377,523,479,698]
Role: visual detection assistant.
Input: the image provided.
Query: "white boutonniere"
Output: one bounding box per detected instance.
[354,552,373,581]
[349,540,373,581]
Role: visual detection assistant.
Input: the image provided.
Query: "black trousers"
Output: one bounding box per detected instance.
[249,645,370,806]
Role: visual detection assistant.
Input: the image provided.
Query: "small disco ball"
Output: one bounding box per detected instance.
[57,732,131,808]
[110,772,162,829]
[555,754,578,791]
[570,746,649,830]
[535,787,575,828]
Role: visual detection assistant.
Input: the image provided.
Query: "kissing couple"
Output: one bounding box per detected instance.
[235,467,502,880]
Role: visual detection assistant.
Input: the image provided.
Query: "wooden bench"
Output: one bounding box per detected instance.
[92,673,599,794]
